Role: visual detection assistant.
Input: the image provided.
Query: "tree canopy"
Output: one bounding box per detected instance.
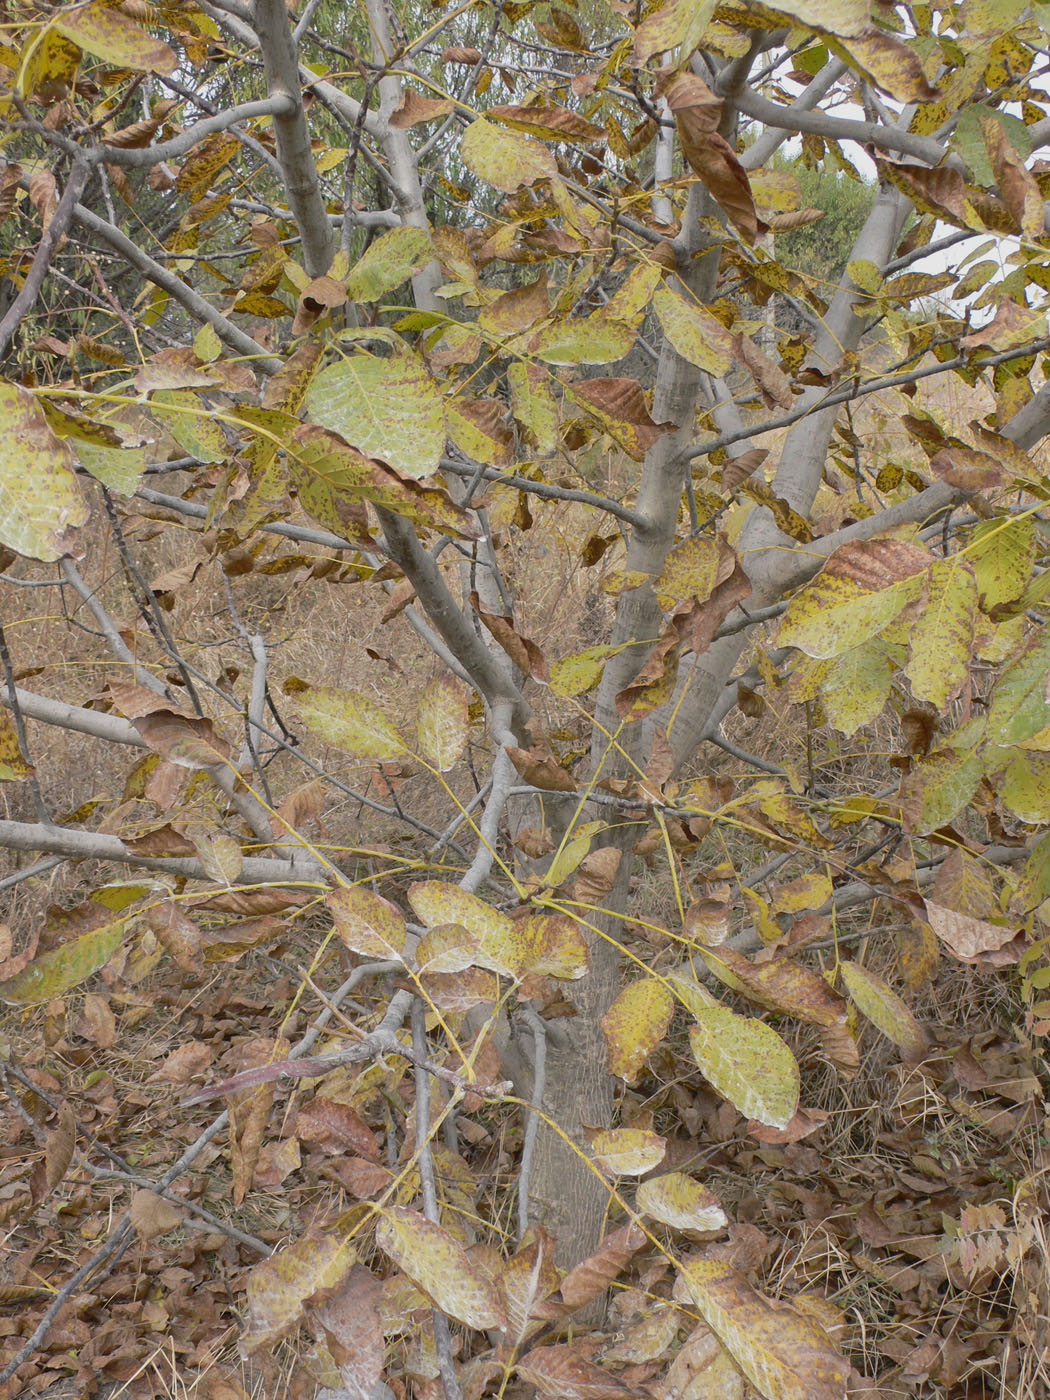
[0,1,1049,1397]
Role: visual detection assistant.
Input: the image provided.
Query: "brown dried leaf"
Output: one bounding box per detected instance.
[76,991,116,1048]
[131,1189,183,1241]
[515,1342,633,1399]
[296,1097,380,1161]
[147,1040,213,1084]
[44,1101,76,1195]
[311,1264,385,1399]
[924,900,1023,966]
[558,1221,647,1312]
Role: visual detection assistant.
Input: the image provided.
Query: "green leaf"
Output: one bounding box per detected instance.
[376,1207,507,1331]
[297,686,408,760]
[55,1,177,72]
[905,559,977,708]
[344,226,434,302]
[531,316,637,366]
[780,572,923,659]
[0,921,123,1005]
[689,1007,800,1129]
[460,118,558,192]
[998,749,1050,823]
[602,977,674,1081]
[986,628,1050,746]
[968,517,1036,611]
[821,643,895,736]
[74,441,146,495]
[304,349,446,479]
[901,747,985,834]
[0,384,89,560]
[549,644,627,697]
[839,960,929,1056]
[152,390,227,464]
[653,288,735,375]
[508,363,559,455]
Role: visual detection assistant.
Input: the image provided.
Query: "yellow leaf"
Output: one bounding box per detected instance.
[586,1126,667,1176]
[376,1207,507,1330]
[297,687,408,761]
[653,288,734,375]
[602,978,674,1081]
[679,1258,849,1400]
[416,676,471,772]
[328,886,407,960]
[637,1172,727,1232]
[839,960,929,1057]
[242,1233,357,1354]
[460,118,557,192]
[689,1007,799,1129]
[905,560,977,708]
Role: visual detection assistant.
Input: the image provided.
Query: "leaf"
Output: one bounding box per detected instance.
[292,424,476,539]
[461,117,558,192]
[0,920,123,1005]
[44,1102,76,1196]
[679,1258,849,1400]
[821,643,895,737]
[637,1172,727,1233]
[653,288,735,375]
[0,384,88,560]
[758,0,870,35]
[601,978,674,1082]
[660,72,762,242]
[901,748,985,834]
[515,1343,633,1400]
[986,627,1050,747]
[296,686,408,761]
[831,30,940,103]
[296,1097,380,1160]
[585,1127,666,1176]
[839,961,929,1057]
[408,880,523,977]
[689,1007,800,1129]
[304,349,446,479]
[558,1221,647,1312]
[415,675,471,771]
[905,560,977,708]
[508,363,559,455]
[925,901,1022,966]
[344,226,433,302]
[130,1189,183,1241]
[531,316,636,366]
[549,644,629,698]
[375,1207,507,1331]
[55,1,177,72]
[779,539,930,659]
[195,832,243,887]
[634,0,718,63]
[242,1232,357,1354]
[328,885,407,960]
[309,1265,384,1400]
[654,536,726,611]
[0,710,32,780]
[487,104,607,143]
[513,912,589,980]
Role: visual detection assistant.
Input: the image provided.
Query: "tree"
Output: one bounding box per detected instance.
[0,1,1049,1396]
